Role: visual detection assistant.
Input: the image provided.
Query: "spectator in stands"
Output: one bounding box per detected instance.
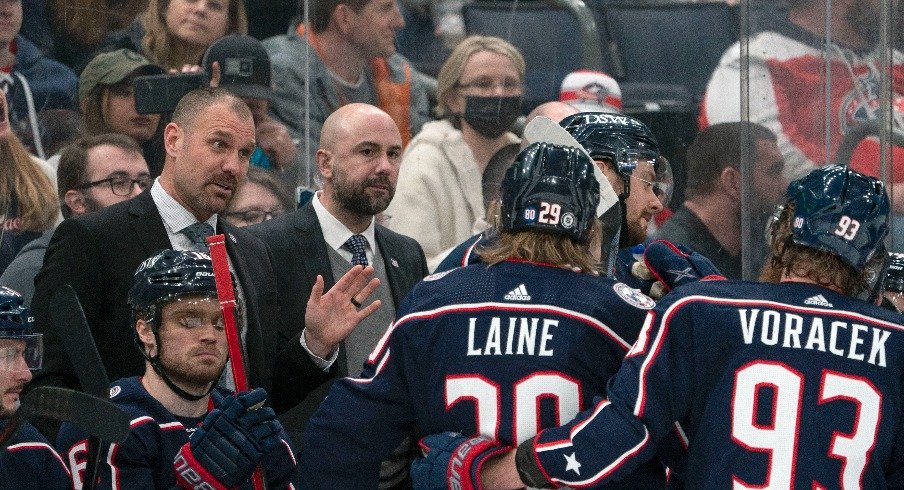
[700,0,903,207]
[384,35,524,270]
[79,49,166,175]
[47,0,148,73]
[222,166,293,228]
[0,94,57,275]
[103,0,247,72]
[655,122,785,279]
[0,133,149,303]
[263,0,433,180]
[202,34,296,173]
[30,109,83,161]
[0,0,77,160]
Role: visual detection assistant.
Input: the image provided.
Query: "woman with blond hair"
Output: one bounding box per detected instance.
[384,35,525,270]
[0,95,58,274]
[103,0,247,71]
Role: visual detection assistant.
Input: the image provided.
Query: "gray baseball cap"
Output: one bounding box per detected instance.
[79,49,164,101]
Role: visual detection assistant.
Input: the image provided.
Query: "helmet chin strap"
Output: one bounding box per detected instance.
[146,331,220,402]
[618,198,632,249]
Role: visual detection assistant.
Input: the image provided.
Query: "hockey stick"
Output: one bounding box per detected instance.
[523,116,624,274]
[1,387,130,450]
[206,234,265,490]
[49,284,115,490]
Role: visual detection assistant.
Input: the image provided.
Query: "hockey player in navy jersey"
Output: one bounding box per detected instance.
[0,286,71,488]
[416,164,904,489]
[57,250,297,489]
[299,142,677,488]
[436,111,672,277]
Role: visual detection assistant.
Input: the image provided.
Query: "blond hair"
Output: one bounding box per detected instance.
[477,221,601,274]
[435,36,525,118]
[141,0,247,70]
[0,137,58,231]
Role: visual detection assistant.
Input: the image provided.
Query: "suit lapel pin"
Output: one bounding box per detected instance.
[229,233,237,244]
[391,258,399,268]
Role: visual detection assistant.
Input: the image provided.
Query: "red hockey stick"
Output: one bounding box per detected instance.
[206,234,264,490]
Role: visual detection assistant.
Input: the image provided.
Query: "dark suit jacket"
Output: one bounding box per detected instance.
[31,190,280,396]
[249,202,428,420]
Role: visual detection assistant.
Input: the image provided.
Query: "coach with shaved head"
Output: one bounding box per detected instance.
[30,88,284,403]
[249,103,427,478]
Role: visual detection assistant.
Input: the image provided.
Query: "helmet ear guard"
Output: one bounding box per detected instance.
[500,142,600,243]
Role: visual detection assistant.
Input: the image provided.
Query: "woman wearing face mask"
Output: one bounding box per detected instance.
[384,35,524,271]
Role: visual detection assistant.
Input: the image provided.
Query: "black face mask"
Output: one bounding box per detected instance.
[461,96,522,139]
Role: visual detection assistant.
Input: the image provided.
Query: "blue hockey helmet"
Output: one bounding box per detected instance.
[784,165,889,270]
[559,112,672,207]
[128,249,219,330]
[0,286,42,371]
[500,142,600,243]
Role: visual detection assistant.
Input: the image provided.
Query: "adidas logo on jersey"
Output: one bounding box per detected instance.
[804,294,833,308]
[504,284,531,301]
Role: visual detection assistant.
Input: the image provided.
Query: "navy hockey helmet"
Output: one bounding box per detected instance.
[560,112,672,206]
[885,252,904,293]
[500,142,600,243]
[128,249,218,330]
[0,286,42,371]
[783,165,889,270]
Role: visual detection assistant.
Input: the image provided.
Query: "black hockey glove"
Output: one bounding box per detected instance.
[412,432,511,490]
[173,388,281,490]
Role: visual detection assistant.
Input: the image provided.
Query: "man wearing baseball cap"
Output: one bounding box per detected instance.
[203,34,296,173]
[79,49,166,175]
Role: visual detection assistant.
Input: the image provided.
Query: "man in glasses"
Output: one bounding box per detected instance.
[1,133,150,303]
[0,286,70,488]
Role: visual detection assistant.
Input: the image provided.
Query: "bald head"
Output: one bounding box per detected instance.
[527,101,579,125]
[320,103,400,152]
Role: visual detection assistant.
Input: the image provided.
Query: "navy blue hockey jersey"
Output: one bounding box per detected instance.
[529,279,904,488]
[300,260,671,488]
[1,421,70,489]
[56,377,297,489]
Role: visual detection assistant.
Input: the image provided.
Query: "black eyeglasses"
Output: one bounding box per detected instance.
[77,175,152,197]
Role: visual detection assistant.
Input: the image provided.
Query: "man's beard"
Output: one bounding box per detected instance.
[81,194,103,214]
[159,350,225,393]
[332,171,395,217]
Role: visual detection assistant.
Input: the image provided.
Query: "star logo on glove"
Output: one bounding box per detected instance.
[564,452,581,475]
[668,267,695,282]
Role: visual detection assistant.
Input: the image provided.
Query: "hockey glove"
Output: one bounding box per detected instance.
[173,388,281,490]
[412,432,511,490]
[635,239,724,299]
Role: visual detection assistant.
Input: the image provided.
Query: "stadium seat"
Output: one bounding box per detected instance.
[590,0,739,101]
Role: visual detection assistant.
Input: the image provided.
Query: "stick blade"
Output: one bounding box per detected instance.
[523,116,620,218]
[49,285,110,398]
[22,387,130,442]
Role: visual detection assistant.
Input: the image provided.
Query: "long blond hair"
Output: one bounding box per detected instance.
[141,0,247,70]
[0,137,57,231]
[477,220,602,274]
